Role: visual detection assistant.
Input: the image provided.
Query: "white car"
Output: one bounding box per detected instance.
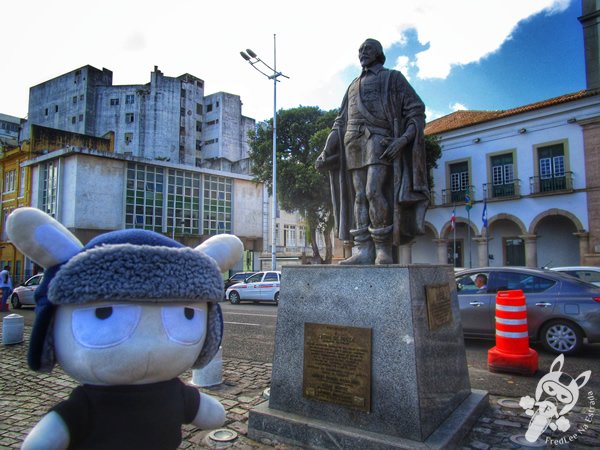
[549,266,600,286]
[10,274,43,308]
[225,270,281,305]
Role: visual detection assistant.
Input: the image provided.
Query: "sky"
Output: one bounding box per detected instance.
[1,0,586,123]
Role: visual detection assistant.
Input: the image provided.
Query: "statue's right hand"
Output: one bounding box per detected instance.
[315,155,326,171]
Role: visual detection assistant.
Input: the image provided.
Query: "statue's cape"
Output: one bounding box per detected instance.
[329,69,430,246]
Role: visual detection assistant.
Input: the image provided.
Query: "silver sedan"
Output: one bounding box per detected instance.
[455,267,600,355]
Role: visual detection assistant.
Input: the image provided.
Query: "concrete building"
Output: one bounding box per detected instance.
[0,114,21,147]
[21,146,265,273]
[23,66,254,170]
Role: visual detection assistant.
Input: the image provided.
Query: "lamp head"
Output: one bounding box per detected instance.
[240,51,251,61]
[246,49,258,58]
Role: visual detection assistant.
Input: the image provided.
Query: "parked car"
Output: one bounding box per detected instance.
[549,266,600,287]
[455,267,600,355]
[225,271,281,305]
[10,274,43,308]
[224,271,256,291]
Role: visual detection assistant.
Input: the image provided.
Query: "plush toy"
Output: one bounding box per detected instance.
[7,207,243,450]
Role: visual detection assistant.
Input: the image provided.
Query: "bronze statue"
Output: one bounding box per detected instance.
[316,38,429,265]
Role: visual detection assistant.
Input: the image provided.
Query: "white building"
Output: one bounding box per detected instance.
[412,90,600,268]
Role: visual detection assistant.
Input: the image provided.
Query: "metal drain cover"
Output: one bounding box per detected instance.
[207,429,238,442]
[510,434,546,448]
[498,398,522,409]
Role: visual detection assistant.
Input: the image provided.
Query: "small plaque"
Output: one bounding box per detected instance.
[303,323,371,412]
[425,284,453,331]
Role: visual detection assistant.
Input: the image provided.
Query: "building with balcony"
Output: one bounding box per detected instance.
[412,89,600,268]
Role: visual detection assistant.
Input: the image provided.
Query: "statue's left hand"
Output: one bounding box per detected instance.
[380,136,408,162]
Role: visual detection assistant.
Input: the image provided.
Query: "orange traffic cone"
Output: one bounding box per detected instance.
[488,289,538,376]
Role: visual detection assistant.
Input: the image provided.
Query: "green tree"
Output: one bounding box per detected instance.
[248,106,337,263]
[248,107,442,263]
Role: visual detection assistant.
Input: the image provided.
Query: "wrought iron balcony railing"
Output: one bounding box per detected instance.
[483,180,521,200]
[529,172,573,195]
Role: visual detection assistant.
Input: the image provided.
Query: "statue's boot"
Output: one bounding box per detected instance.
[339,228,375,265]
[370,225,394,265]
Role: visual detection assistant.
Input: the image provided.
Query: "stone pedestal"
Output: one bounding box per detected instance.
[248,265,488,449]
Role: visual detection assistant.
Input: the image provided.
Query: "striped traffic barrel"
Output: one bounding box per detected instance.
[494,290,530,354]
[488,290,538,375]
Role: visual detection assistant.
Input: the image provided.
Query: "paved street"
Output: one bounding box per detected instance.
[2,307,600,449]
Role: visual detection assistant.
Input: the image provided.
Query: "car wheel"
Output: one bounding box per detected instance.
[229,291,241,305]
[274,291,279,305]
[541,320,583,355]
[11,294,22,309]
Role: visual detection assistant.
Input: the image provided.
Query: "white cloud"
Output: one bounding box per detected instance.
[451,103,468,111]
[393,56,412,81]
[0,0,571,122]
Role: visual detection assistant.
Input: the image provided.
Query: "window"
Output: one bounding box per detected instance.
[79,114,83,122]
[71,116,77,124]
[4,170,16,192]
[207,119,219,126]
[537,143,567,192]
[298,226,306,247]
[54,105,59,113]
[181,89,186,98]
[489,271,555,294]
[204,138,218,145]
[44,108,48,116]
[125,133,133,145]
[125,113,134,124]
[264,272,279,282]
[125,95,135,105]
[125,164,166,233]
[19,168,26,198]
[181,107,186,117]
[196,121,202,132]
[206,104,213,113]
[490,153,515,198]
[72,96,77,104]
[196,103,203,115]
[80,94,84,101]
[203,175,232,235]
[110,98,120,106]
[283,225,296,247]
[41,161,59,218]
[196,140,202,151]
[449,161,469,203]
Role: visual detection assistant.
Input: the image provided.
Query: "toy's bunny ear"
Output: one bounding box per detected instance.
[196,234,244,272]
[6,207,83,269]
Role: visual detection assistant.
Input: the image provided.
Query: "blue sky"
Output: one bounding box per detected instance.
[0,0,585,123]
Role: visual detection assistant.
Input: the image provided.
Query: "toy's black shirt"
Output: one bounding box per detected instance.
[51,378,200,450]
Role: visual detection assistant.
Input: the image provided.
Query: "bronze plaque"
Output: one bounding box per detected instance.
[303,323,371,412]
[425,284,453,331]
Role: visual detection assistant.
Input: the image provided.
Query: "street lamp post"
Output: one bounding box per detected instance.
[241,34,288,271]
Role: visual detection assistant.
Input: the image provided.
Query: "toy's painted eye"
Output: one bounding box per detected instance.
[161,305,206,345]
[72,305,142,348]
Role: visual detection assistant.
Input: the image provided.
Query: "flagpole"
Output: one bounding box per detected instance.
[453,206,456,267]
[467,208,472,268]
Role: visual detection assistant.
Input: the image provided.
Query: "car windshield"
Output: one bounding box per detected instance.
[246,273,264,283]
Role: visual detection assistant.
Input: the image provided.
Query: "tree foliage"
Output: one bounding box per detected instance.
[248,106,337,263]
[248,106,442,263]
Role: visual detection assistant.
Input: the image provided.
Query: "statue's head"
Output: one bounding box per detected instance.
[359,39,386,67]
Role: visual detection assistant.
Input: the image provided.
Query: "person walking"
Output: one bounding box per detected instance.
[0,265,13,311]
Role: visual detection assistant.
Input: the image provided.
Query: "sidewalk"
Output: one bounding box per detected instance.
[1,326,599,449]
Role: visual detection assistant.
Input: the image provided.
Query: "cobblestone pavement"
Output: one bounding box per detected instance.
[1,326,599,449]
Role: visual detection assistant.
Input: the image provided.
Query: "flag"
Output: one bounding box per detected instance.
[450,207,456,231]
[482,201,488,229]
[465,186,473,212]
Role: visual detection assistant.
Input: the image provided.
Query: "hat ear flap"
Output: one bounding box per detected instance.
[196,234,243,272]
[193,302,223,369]
[7,207,83,269]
